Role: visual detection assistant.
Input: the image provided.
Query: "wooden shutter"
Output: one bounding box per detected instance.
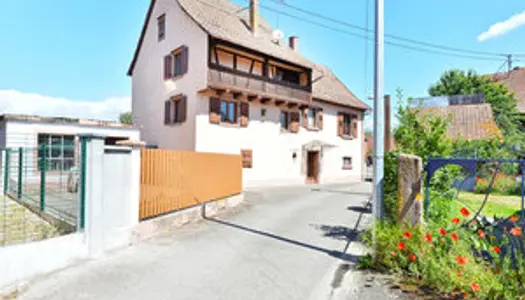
[209,97,221,124]
[241,149,253,168]
[352,116,358,138]
[177,96,187,123]
[240,102,249,127]
[337,113,344,136]
[290,111,300,133]
[164,55,172,80]
[302,108,308,128]
[181,46,189,75]
[164,100,172,124]
[318,109,324,130]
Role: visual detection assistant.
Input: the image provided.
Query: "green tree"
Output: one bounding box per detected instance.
[119,112,132,125]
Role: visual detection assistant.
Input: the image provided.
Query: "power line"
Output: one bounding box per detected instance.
[265,0,525,59]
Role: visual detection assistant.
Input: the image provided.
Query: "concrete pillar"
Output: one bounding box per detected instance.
[397,153,423,226]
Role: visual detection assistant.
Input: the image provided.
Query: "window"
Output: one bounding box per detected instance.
[343,114,352,136]
[220,100,237,124]
[37,134,75,171]
[164,95,187,125]
[338,113,356,138]
[157,14,166,41]
[163,46,188,80]
[343,157,353,170]
[280,111,289,130]
[308,109,317,128]
[241,149,253,168]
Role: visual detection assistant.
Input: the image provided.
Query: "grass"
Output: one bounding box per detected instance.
[455,191,522,218]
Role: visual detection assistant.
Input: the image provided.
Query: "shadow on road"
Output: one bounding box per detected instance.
[310,188,373,197]
[204,216,362,263]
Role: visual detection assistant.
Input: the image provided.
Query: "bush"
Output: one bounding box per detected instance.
[363,206,525,299]
[475,174,520,196]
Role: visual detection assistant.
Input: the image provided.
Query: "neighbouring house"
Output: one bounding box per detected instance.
[0,114,140,175]
[488,67,525,113]
[128,0,369,187]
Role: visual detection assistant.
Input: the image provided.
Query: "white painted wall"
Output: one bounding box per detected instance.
[195,95,364,187]
[131,0,208,150]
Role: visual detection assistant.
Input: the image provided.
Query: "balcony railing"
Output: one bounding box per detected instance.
[207,67,311,103]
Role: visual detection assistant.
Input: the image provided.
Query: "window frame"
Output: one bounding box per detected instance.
[341,113,354,137]
[307,108,320,129]
[342,157,353,170]
[280,110,290,131]
[165,95,186,125]
[37,134,76,172]
[219,99,238,124]
[157,14,166,42]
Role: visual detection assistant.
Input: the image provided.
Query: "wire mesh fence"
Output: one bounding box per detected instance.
[0,142,85,247]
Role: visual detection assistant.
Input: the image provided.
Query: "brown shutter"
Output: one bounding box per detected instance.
[164,55,172,80]
[181,45,189,75]
[302,108,308,128]
[290,111,300,133]
[209,97,221,124]
[164,100,172,124]
[241,149,253,168]
[352,116,358,138]
[178,96,187,123]
[240,102,249,127]
[337,113,344,136]
[318,109,324,130]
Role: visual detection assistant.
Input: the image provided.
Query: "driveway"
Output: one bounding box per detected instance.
[20,183,377,300]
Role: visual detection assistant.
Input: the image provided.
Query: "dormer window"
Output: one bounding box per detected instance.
[158,14,166,41]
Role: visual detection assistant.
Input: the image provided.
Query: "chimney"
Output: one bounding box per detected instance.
[249,0,259,35]
[289,36,299,51]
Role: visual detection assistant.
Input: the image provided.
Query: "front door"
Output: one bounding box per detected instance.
[306,151,320,184]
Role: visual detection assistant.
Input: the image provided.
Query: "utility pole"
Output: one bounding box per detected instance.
[372,0,384,220]
[508,54,513,72]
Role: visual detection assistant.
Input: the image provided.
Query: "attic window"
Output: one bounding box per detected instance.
[158,14,166,41]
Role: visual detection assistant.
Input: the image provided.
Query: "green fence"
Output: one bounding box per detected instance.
[0,140,87,246]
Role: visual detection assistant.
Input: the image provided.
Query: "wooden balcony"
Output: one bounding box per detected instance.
[206,67,312,104]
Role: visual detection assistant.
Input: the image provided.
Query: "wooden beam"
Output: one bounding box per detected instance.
[275,100,286,106]
[215,88,230,96]
[247,95,260,102]
[299,104,309,109]
[287,102,299,108]
[260,97,272,104]
[233,91,244,99]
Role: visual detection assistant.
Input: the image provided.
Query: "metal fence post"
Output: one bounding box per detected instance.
[17,147,23,200]
[79,137,87,229]
[40,144,47,212]
[4,149,10,194]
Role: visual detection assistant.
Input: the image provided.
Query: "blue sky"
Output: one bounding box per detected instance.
[0,0,524,122]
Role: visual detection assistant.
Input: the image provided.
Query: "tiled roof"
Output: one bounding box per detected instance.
[417,104,500,140]
[488,67,525,113]
[128,0,368,111]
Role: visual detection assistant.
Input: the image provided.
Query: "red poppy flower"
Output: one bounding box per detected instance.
[457,272,462,278]
[456,256,469,265]
[463,292,469,299]
[403,231,412,239]
[493,246,501,254]
[510,227,522,237]
[398,241,406,251]
[452,218,460,225]
[451,232,459,241]
[409,253,416,262]
[471,283,480,292]
[478,230,486,239]
[439,228,447,236]
[461,207,470,217]
[424,233,432,242]
[510,215,519,222]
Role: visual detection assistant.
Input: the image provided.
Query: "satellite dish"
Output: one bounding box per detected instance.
[272,29,284,42]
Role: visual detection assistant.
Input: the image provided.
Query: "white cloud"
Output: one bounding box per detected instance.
[478,10,525,42]
[0,90,130,121]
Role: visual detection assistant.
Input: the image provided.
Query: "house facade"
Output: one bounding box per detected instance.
[129,0,369,187]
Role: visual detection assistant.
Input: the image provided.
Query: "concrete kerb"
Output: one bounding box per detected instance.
[132,193,245,243]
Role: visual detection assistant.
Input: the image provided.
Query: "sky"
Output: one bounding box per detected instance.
[0,0,524,124]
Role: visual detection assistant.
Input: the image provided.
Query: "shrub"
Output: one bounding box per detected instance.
[475,174,520,196]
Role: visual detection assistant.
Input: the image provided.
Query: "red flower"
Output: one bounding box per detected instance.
[456,256,469,265]
[471,283,480,292]
[493,246,501,254]
[403,231,412,239]
[510,215,519,222]
[451,232,459,241]
[457,272,462,278]
[439,228,447,236]
[460,207,470,217]
[409,253,416,262]
[478,230,486,239]
[463,292,469,299]
[510,227,522,237]
[398,242,406,251]
[424,233,432,243]
[452,218,460,225]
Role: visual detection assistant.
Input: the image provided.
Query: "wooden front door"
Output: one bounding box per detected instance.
[306,151,320,184]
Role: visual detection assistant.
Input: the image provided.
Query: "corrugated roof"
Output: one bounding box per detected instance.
[128,0,368,110]
[488,67,525,113]
[0,114,136,129]
[417,104,501,141]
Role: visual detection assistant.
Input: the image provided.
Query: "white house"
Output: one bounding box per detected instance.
[128,0,369,187]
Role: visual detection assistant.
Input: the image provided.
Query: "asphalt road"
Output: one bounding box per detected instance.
[20,183,377,300]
